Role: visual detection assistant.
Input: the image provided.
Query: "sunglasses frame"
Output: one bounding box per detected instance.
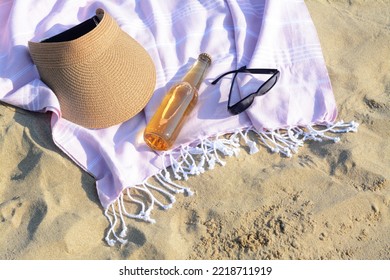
[211,65,280,115]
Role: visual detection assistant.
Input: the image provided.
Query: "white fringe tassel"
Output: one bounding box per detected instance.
[103,120,358,246]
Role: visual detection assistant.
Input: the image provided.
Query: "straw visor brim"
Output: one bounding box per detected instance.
[28,9,156,129]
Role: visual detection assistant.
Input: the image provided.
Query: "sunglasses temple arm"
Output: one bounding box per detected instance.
[211,69,241,85]
[244,68,279,75]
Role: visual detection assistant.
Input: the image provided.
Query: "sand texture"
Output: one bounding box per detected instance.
[1,0,390,260]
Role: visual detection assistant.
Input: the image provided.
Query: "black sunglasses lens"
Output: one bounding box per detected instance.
[229,94,255,115]
[258,73,279,96]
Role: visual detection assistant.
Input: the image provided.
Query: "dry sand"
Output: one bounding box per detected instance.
[1,0,390,260]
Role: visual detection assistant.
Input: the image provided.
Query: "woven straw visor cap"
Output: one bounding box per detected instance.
[28,8,156,129]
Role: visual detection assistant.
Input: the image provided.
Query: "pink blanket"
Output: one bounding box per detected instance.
[0,0,357,245]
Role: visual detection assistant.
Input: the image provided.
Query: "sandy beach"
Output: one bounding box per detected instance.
[1,0,390,260]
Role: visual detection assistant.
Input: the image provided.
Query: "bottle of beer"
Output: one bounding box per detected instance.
[144,53,212,151]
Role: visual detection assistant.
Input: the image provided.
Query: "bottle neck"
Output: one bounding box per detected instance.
[182,54,211,90]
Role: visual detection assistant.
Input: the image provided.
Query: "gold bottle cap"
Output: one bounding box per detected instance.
[198,53,212,65]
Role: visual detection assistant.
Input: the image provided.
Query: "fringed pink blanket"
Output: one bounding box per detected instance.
[0,0,357,245]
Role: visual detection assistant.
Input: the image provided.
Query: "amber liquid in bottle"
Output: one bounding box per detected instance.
[144,53,212,151]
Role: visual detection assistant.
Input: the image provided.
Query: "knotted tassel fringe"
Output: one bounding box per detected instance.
[104,120,358,246]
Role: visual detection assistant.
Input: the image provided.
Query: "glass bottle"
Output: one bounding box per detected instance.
[144,53,212,151]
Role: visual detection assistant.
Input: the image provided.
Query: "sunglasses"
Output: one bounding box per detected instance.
[211,65,280,115]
